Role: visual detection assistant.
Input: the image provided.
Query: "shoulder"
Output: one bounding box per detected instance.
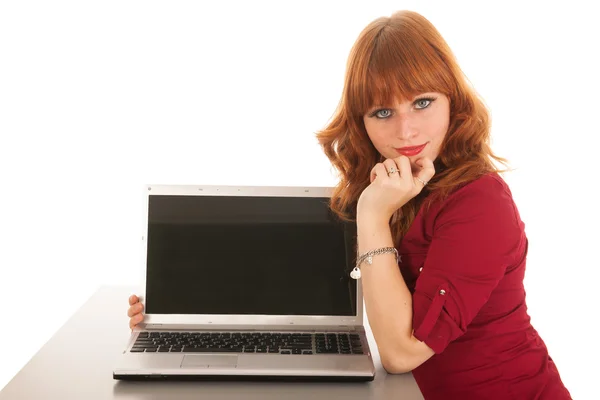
[449,172,511,200]
[428,172,522,230]
[440,172,515,210]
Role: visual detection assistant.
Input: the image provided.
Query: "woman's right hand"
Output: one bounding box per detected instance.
[127,294,145,330]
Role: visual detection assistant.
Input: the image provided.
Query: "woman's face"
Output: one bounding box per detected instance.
[363,92,450,167]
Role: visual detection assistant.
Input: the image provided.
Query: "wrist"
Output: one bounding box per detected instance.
[357,210,391,228]
[357,212,393,252]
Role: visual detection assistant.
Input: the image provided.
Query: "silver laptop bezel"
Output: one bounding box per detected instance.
[138,184,364,328]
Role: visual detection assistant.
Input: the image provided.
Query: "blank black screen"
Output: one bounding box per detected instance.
[145,194,357,316]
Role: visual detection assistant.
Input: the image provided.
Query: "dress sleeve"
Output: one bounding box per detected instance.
[412,175,525,354]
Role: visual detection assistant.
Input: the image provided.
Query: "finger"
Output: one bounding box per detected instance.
[393,156,413,182]
[129,313,144,330]
[129,294,139,306]
[127,303,144,318]
[414,157,435,186]
[371,163,388,182]
[413,156,430,170]
[382,159,401,178]
[370,163,384,182]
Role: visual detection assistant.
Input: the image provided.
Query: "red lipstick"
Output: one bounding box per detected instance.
[395,143,427,157]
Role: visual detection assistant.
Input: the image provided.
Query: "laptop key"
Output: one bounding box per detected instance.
[134,340,154,345]
[182,347,242,353]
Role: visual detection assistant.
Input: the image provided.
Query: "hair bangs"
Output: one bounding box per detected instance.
[352,31,456,117]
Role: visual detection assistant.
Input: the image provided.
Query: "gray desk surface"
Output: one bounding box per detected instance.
[0,286,423,400]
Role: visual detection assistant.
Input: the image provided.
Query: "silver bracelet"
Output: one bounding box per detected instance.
[350,247,398,280]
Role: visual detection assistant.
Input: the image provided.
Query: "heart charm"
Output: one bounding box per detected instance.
[350,267,361,280]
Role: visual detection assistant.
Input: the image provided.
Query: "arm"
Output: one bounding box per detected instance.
[358,174,524,373]
[358,215,434,374]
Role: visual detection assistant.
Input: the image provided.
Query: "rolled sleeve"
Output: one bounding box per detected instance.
[412,175,524,354]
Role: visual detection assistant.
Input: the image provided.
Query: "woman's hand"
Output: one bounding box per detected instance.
[127,294,145,330]
[357,156,435,223]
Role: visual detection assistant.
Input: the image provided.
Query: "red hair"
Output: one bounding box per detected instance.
[316,10,507,243]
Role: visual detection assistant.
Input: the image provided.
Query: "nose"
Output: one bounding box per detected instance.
[394,114,417,140]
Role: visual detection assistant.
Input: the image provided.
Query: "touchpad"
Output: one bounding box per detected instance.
[180,354,238,369]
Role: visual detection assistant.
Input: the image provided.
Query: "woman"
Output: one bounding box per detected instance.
[128,10,571,399]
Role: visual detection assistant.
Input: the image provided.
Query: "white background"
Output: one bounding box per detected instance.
[1,0,598,398]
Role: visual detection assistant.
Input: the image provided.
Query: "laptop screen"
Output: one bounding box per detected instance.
[145,194,357,317]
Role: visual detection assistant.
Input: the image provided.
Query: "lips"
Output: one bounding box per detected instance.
[395,143,427,157]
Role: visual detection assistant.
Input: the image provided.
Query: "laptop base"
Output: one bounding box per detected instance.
[113,373,374,382]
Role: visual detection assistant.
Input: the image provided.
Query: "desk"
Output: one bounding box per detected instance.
[0,286,424,400]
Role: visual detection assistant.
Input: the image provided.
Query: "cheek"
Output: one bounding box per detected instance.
[368,131,387,145]
[364,122,390,145]
[424,118,449,144]
[367,132,390,154]
[432,129,447,144]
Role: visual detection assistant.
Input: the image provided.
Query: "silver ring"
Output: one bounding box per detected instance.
[416,177,428,186]
[387,167,398,175]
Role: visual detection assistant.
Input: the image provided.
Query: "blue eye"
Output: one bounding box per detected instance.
[373,109,392,119]
[414,97,436,109]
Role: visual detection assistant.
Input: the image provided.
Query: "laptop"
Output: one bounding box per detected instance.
[113,184,376,381]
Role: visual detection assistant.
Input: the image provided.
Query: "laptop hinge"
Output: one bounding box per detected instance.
[142,324,359,332]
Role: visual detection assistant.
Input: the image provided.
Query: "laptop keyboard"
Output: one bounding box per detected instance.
[130,332,364,355]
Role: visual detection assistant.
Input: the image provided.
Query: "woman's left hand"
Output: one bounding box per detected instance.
[357,156,435,224]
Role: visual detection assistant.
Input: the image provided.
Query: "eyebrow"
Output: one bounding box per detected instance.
[369,93,437,109]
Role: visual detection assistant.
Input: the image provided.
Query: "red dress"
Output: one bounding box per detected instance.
[399,173,572,399]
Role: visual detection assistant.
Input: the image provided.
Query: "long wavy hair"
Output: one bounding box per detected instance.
[316,10,508,244]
